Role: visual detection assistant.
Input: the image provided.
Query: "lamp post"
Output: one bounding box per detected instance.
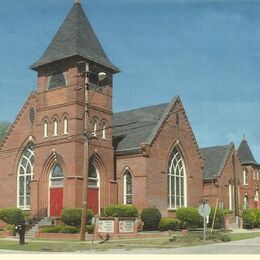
[77,61,107,241]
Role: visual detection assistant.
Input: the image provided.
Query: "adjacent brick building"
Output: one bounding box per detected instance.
[238,137,260,209]
[201,143,244,216]
[0,2,204,219]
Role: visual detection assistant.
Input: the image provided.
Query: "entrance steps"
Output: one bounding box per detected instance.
[25,217,54,239]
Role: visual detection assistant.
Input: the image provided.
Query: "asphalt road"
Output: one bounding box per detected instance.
[80,236,260,254]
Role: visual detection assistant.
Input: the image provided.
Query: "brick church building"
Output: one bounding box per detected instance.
[0,2,204,219]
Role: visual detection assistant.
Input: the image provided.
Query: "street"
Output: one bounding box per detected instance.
[78,236,260,254]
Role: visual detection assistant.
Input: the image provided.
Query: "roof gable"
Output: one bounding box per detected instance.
[30,3,119,72]
[113,96,203,166]
[200,143,233,180]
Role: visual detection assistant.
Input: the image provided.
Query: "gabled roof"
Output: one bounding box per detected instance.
[112,102,169,152]
[238,138,257,165]
[30,2,119,72]
[200,143,234,180]
[0,122,11,144]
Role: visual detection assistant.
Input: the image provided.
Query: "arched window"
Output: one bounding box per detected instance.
[167,147,186,209]
[63,117,68,135]
[102,122,106,139]
[124,171,132,205]
[17,143,34,209]
[93,119,97,137]
[50,164,64,187]
[243,170,248,185]
[88,163,99,187]
[243,194,249,209]
[53,119,58,136]
[43,120,48,138]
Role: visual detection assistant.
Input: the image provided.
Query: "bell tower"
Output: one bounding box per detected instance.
[30,1,119,217]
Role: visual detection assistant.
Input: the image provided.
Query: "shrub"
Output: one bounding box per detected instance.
[6,224,14,230]
[104,205,138,217]
[208,231,231,242]
[140,207,161,231]
[86,224,94,234]
[59,225,78,234]
[243,209,257,229]
[217,232,231,242]
[0,208,24,225]
[22,211,31,223]
[208,208,225,229]
[158,218,179,231]
[251,209,260,227]
[176,207,203,229]
[40,225,63,233]
[61,208,94,227]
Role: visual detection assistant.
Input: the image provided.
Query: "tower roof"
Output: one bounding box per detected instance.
[30,2,119,72]
[238,137,257,165]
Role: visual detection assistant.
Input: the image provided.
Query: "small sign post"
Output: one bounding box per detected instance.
[198,200,211,241]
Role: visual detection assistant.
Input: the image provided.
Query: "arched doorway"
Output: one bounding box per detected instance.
[48,164,64,217]
[87,162,100,214]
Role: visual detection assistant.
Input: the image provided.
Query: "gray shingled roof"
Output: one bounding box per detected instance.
[238,139,257,165]
[0,122,11,144]
[30,2,119,72]
[200,144,233,180]
[113,103,169,152]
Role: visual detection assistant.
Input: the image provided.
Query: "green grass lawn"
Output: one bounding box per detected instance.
[229,232,260,241]
[0,231,259,252]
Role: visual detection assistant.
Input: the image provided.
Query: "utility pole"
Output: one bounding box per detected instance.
[232,152,239,219]
[80,61,89,241]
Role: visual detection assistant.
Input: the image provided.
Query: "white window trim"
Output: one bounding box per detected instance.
[243,170,249,185]
[123,171,132,205]
[243,195,249,209]
[43,121,48,138]
[102,123,106,139]
[93,120,97,137]
[63,117,68,135]
[228,183,233,211]
[17,144,34,210]
[53,119,58,136]
[168,148,187,210]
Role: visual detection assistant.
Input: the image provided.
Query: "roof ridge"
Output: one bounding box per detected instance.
[200,144,230,150]
[114,102,169,115]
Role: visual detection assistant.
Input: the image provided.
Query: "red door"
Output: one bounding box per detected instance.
[87,188,99,214]
[50,188,63,217]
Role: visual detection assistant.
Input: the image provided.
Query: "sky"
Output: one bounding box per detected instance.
[0,0,260,161]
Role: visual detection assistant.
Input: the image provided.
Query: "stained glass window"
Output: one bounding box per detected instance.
[18,143,34,209]
[88,163,99,188]
[168,147,186,209]
[124,171,132,205]
[50,164,64,187]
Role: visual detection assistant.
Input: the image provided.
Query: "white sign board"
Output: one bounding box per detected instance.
[98,220,114,233]
[198,204,211,217]
[119,220,134,233]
